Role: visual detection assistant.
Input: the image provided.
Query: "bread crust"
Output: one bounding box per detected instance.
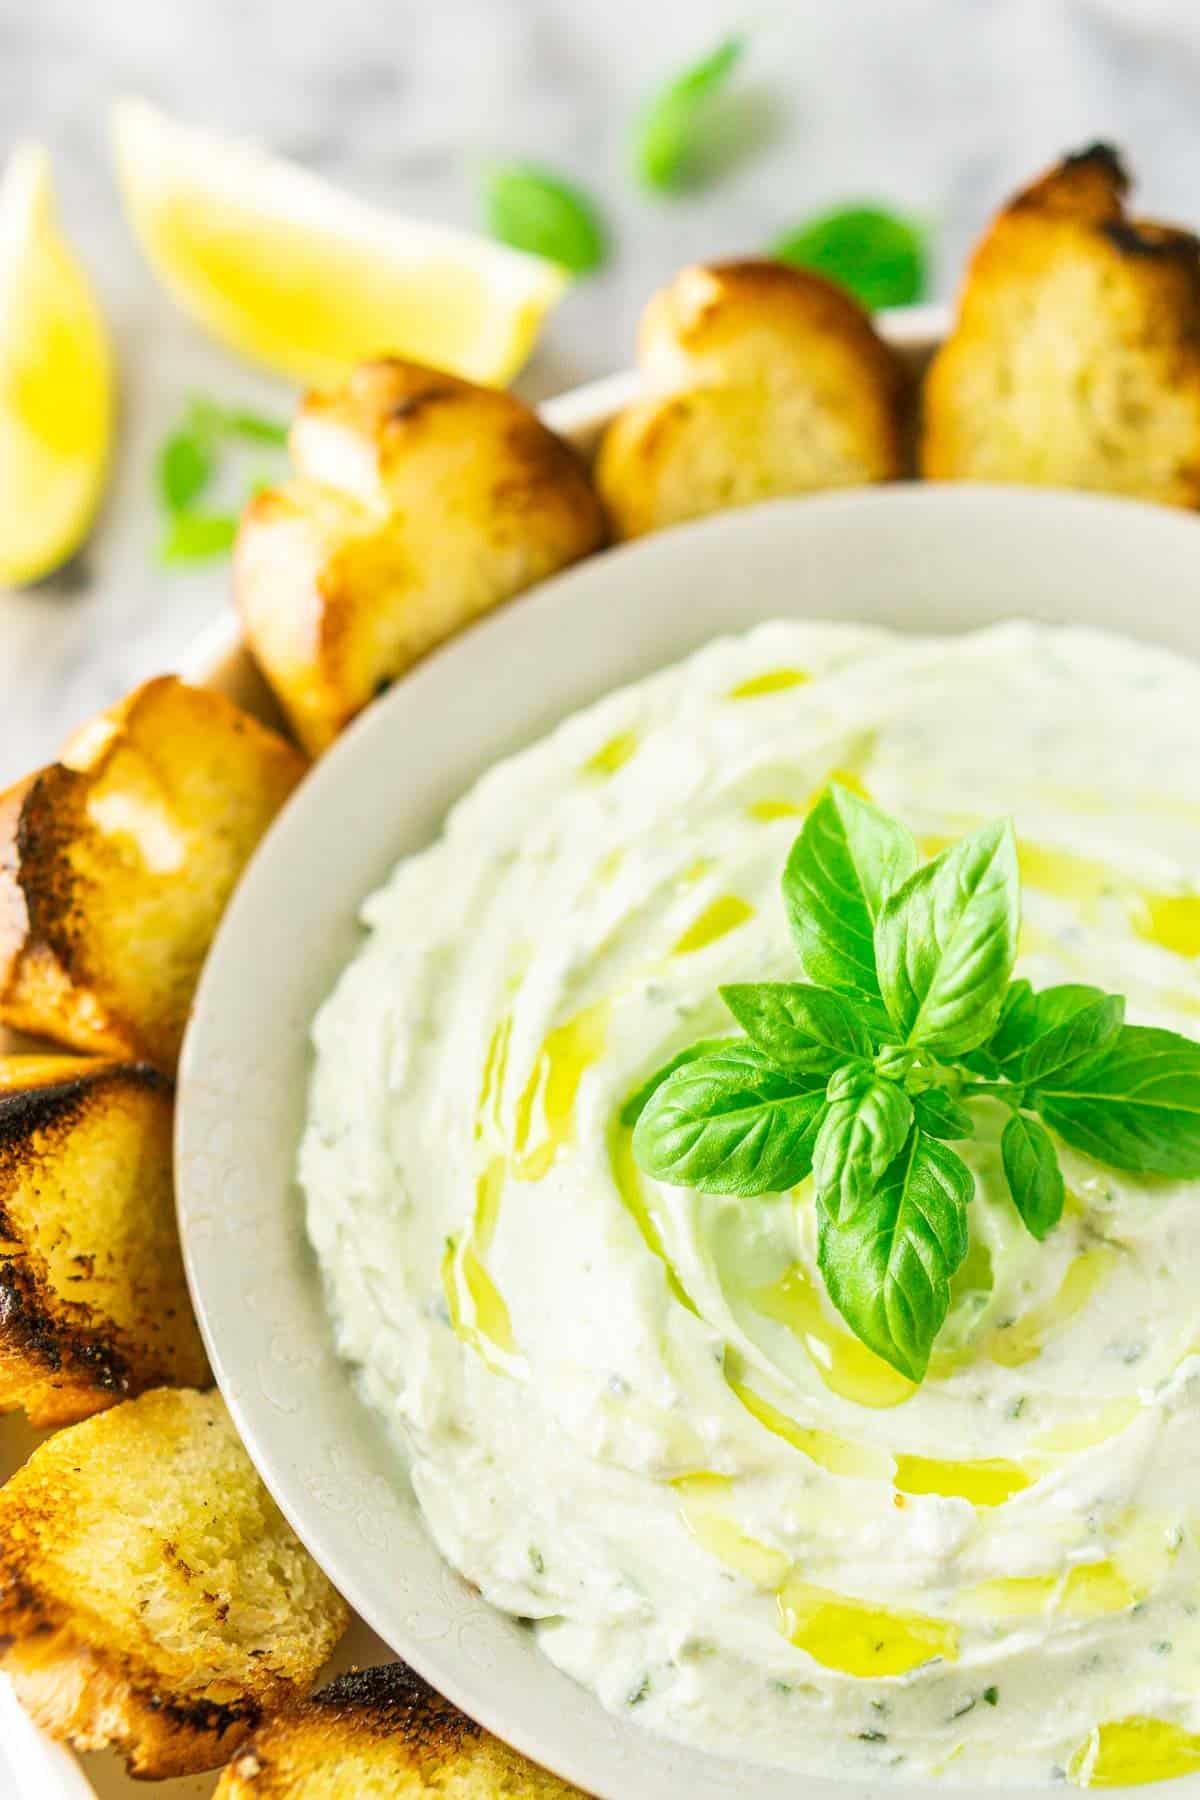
[215,1661,588,1796]
[596,259,905,539]
[0,1388,347,1777]
[235,358,608,754]
[922,143,1200,503]
[0,676,305,1068]
[0,1055,208,1426]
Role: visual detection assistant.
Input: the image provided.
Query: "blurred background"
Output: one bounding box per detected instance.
[5,0,1200,778]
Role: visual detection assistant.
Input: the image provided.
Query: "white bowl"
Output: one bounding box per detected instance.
[177,481,1200,1800]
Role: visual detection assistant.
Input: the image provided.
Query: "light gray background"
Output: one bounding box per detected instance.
[4,0,1200,778]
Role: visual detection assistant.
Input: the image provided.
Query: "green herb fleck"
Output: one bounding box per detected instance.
[627,1673,651,1707]
[771,205,928,311]
[484,164,607,274]
[982,1685,999,1707]
[529,1546,545,1575]
[632,34,746,193]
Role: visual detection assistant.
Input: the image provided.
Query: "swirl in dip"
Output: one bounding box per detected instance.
[302,622,1200,1786]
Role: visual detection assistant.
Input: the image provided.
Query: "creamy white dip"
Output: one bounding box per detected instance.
[302,622,1200,1786]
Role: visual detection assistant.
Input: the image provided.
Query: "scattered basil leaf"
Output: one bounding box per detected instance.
[812,1067,913,1223]
[632,1042,825,1195]
[771,205,927,311]
[1001,1113,1065,1240]
[483,163,607,274]
[913,1087,975,1142]
[1033,1024,1200,1178]
[720,981,872,1075]
[619,1036,740,1127]
[159,511,239,564]
[875,820,1019,1056]
[219,408,289,446]
[817,1129,972,1381]
[1018,993,1124,1086]
[632,34,746,193]
[783,783,918,1005]
[157,429,216,513]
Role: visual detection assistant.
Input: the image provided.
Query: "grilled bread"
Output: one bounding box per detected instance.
[215,1661,586,1797]
[0,1054,207,1425]
[234,358,608,755]
[0,675,305,1069]
[0,1386,347,1776]
[922,143,1200,503]
[596,259,905,539]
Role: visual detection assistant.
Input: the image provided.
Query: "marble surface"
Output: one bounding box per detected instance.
[6,0,1200,776]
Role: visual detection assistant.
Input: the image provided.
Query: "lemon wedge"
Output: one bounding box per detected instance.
[113,98,569,389]
[0,144,113,588]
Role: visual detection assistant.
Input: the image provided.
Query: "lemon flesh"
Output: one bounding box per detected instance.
[113,99,569,389]
[0,145,113,588]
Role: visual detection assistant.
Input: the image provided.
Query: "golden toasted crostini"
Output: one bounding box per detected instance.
[235,358,608,755]
[922,143,1200,503]
[0,1054,207,1426]
[215,1661,587,1798]
[595,259,905,540]
[0,1387,347,1777]
[0,676,306,1069]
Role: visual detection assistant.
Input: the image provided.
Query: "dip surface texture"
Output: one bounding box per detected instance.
[301,622,1200,1785]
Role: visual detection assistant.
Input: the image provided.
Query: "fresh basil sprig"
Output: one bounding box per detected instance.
[630,783,1200,1380]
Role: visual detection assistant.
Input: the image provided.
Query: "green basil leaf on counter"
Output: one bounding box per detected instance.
[817,1129,972,1381]
[812,1066,913,1223]
[632,1042,826,1195]
[484,163,607,274]
[771,205,927,311]
[1032,1024,1200,1178]
[159,511,238,565]
[157,427,216,513]
[720,981,872,1074]
[1001,1113,1065,1240]
[783,782,918,1005]
[875,819,1019,1056]
[632,34,746,193]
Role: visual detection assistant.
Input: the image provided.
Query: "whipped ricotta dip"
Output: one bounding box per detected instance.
[301,621,1200,1786]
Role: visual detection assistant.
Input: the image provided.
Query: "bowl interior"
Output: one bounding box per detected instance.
[177,485,1200,1800]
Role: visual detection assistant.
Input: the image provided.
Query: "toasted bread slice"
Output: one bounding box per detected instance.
[215,1661,586,1797]
[0,676,306,1069]
[596,259,904,539]
[0,1054,207,1426]
[922,143,1200,503]
[0,1386,347,1776]
[234,358,607,754]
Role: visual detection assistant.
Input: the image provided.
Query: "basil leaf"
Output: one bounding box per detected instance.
[632,34,745,193]
[720,981,872,1076]
[1001,1114,1064,1240]
[483,163,607,274]
[619,1036,739,1127]
[158,428,215,513]
[913,1087,975,1141]
[1033,1024,1200,1178]
[1018,994,1124,1086]
[783,784,918,1004]
[771,206,927,311]
[875,820,1019,1055]
[990,982,1106,1068]
[159,511,238,564]
[817,1129,972,1381]
[813,1067,913,1222]
[632,1043,826,1195]
[219,407,289,446]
